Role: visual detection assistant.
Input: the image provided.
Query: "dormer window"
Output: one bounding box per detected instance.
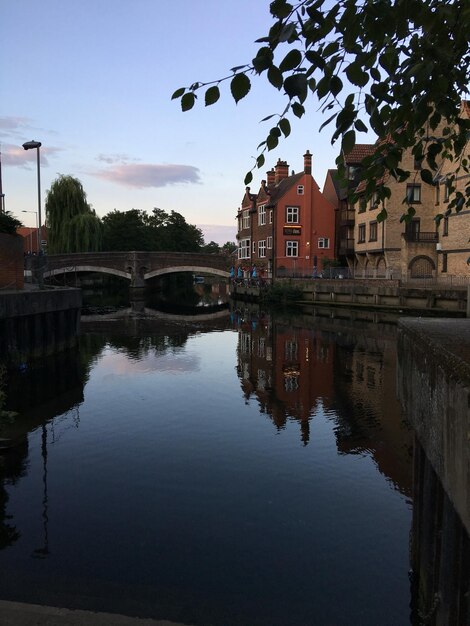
[297,185,304,195]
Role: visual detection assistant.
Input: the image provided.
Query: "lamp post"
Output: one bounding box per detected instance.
[22,141,42,253]
[22,209,39,253]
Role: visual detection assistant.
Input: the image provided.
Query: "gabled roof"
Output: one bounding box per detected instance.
[266,172,304,206]
[325,169,346,200]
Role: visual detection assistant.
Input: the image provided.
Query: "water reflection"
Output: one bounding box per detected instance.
[231,303,412,496]
[0,303,467,624]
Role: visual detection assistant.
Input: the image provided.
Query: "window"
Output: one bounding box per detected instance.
[267,236,273,249]
[285,341,298,360]
[269,210,273,224]
[258,204,266,226]
[444,180,451,202]
[252,241,256,254]
[370,192,379,210]
[358,224,366,243]
[442,253,448,273]
[297,185,304,195]
[286,240,299,257]
[358,197,366,213]
[443,217,449,236]
[369,222,378,242]
[238,238,251,259]
[258,240,266,258]
[406,184,421,203]
[286,206,299,223]
[348,165,358,180]
[242,210,250,229]
[318,237,330,249]
[435,183,440,205]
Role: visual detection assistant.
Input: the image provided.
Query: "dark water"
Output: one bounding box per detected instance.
[0,303,415,625]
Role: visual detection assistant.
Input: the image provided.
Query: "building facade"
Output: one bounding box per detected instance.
[236,151,336,278]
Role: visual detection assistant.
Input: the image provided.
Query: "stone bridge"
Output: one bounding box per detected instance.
[43,251,232,287]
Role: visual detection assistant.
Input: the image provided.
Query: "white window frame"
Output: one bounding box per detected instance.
[269,210,273,224]
[286,240,299,257]
[267,236,273,249]
[286,206,299,224]
[318,237,330,249]
[258,204,266,226]
[242,209,250,229]
[406,184,421,203]
[297,185,304,195]
[238,238,251,259]
[258,240,266,258]
[252,241,256,254]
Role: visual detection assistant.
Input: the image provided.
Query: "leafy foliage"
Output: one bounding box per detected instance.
[173,0,470,214]
[102,208,204,252]
[45,175,102,253]
[0,211,22,235]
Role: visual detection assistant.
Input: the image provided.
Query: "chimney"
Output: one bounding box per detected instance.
[304,150,312,175]
[275,159,289,184]
[266,168,275,186]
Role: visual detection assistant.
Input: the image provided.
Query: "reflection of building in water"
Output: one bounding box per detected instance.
[330,323,413,496]
[234,306,335,445]
[233,307,412,496]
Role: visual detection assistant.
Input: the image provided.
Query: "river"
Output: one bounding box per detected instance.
[0,293,450,625]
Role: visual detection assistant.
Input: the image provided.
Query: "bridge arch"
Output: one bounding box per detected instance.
[144,266,230,280]
[44,265,132,281]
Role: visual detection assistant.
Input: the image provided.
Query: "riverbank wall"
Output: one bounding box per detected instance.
[232,279,468,315]
[397,318,470,624]
[0,287,82,365]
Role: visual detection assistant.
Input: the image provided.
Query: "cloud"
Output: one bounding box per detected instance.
[96,152,139,165]
[90,163,201,188]
[1,143,62,168]
[0,116,34,137]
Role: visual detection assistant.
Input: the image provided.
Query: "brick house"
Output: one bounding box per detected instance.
[236,151,336,278]
[435,101,470,277]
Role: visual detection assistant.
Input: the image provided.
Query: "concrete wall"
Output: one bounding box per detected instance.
[0,288,82,365]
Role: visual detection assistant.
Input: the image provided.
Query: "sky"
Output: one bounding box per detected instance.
[1,0,368,244]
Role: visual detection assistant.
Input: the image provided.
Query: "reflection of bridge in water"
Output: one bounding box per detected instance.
[44,251,231,287]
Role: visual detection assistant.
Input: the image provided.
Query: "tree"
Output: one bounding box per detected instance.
[0,211,22,235]
[102,209,152,251]
[202,241,221,254]
[45,175,102,253]
[102,207,204,252]
[173,0,470,221]
[221,241,237,255]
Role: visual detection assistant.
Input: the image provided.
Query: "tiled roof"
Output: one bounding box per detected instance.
[326,169,346,199]
[343,144,375,164]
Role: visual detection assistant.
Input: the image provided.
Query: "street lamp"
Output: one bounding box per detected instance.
[22,141,42,253]
[22,210,39,253]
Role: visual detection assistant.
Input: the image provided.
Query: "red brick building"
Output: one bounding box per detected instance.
[236,151,336,278]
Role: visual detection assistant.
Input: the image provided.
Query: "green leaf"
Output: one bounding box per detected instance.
[279,49,302,72]
[270,0,293,19]
[420,168,434,184]
[204,86,220,107]
[341,129,356,155]
[284,74,308,102]
[279,118,291,138]
[354,119,368,133]
[268,65,284,89]
[230,73,251,104]
[377,208,388,223]
[345,63,369,87]
[181,93,196,112]
[171,87,185,100]
[256,154,265,168]
[244,171,253,185]
[329,75,343,96]
[291,102,305,118]
[252,47,274,73]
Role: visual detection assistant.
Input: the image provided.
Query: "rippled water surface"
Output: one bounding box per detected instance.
[0,309,413,625]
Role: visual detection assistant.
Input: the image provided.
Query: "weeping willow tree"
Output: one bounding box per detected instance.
[45,175,102,253]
